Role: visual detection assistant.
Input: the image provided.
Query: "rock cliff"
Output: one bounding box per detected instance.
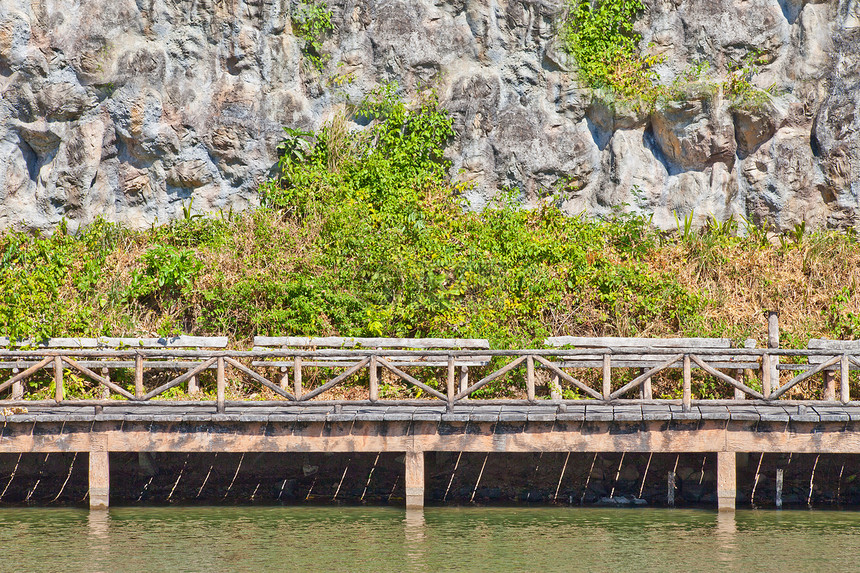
[0,0,858,232]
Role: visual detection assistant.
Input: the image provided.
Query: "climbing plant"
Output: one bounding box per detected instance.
[292,0,334,71]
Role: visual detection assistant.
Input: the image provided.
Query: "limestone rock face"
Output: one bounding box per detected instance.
[0,0,858,231]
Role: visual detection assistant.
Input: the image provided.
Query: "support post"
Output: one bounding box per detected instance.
[682,355,691,412]
[54,356,64,403]
[405,450,424,509]
[824,370,836,401]
[526,355,535,402]
[550,373,562,401]
[842,354,851,404]
[446,356,455,410]
[100,367,111,399]
[216,356,225,413]
[734,369,745,400]
[767,310,779,388]
[459,366,469,394]
[134,355,144,399]
[775,468,784,509]
[640,368,652,400]
[294,356,303,399]
[11,368,22,399]
[667,471,675,507]
[279,366,289,390]
[89,435,109,510]
[762,353,772,398]
[602,354,611,401]
[369,355,378,402]
[188,374,199,395]
[717,451,737,511]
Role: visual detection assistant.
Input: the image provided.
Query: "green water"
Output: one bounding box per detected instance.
[2,506,859,572]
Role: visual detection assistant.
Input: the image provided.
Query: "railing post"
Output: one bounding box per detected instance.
[841,354,851,404]
[526,355,535,402]
[767,310,779,388]
[550,373,562,401]
[717,451,736,511]
[682,354,691,412]
[216,356,225,413]
[11,367,22,399]
[824,369,836,401]
[369,355,378,402]
[640,367,652,400]
[134,354,144,399]
[459,366,469,394]
[100,367,110,399]
[602,354,611,401]
[734,369,745,400]
[762,353,772,398]
[54,356,64,403]
[294,356,303,400]
[447,355,455,410]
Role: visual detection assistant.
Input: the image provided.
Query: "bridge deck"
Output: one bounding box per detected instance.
[4,403,860,423]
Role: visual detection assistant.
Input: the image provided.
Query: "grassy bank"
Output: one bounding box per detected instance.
[2,87,859,399]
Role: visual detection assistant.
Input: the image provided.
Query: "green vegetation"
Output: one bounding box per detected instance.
[558,0,774,111]
[291,0,334,71]
[1,88,859,399]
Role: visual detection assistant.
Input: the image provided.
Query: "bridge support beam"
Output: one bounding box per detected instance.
[89,436,109,510]
[405,450,425,509]
[717,451,736,511]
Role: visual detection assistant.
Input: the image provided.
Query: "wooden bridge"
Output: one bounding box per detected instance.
[3,335,860,511]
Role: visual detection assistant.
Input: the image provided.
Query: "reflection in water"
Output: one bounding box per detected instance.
[1,507,859,572]
[404,509,426,570]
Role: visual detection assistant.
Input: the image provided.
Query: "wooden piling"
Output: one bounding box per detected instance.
[89,435,109,510]
[405,450,424,509]
[717,451,737,511]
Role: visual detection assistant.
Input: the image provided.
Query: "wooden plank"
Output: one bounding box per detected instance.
[253,336,490,349]
[3,336,228,348]
[544,336,731,348]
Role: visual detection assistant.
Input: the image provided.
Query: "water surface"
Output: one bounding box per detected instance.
[2,506,858,572]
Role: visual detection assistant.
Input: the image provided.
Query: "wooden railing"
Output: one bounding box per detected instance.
[0,347,858,411]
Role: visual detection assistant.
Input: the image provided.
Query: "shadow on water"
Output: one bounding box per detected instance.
[3,506,860,572]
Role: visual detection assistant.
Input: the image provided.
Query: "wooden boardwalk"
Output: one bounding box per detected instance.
[4,403,860,511]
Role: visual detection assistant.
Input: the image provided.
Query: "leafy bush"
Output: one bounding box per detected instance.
[292,1,334,71]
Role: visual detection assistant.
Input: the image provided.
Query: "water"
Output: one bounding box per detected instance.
[2,506,859,572]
